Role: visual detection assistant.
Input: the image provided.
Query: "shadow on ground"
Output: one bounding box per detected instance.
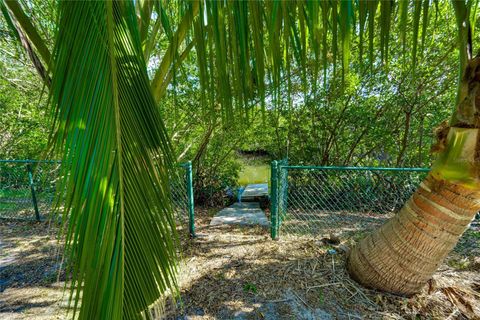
[0,221,65,319]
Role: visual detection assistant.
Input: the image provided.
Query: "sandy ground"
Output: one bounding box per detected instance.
[0,221,66,319]
[1,208,479,319]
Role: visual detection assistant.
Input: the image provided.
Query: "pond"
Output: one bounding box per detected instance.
[237,162,270,186]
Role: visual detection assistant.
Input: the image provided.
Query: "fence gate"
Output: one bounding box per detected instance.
[270,161,430,240]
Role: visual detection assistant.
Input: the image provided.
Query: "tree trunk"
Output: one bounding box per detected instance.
[347,127,480,295]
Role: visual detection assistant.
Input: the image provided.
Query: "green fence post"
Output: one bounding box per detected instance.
[27,164,41,221]
[185,161,195,238]
[270,160,279,240]
[279,159,288,227]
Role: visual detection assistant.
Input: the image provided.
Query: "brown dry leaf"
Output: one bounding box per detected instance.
[441,286,480,319]
[427,279,437,294]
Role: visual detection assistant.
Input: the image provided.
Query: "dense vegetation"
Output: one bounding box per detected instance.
[1,1,458,170]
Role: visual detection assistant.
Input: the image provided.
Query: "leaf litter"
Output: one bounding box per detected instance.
[167,208,480,319]
[0,209,479,319]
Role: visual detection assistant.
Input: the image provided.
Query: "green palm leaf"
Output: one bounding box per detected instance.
[191,0,480,121]
[49,1,177,318]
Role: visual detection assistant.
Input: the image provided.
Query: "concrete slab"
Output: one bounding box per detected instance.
[210,202,269,227]
[241,183,268,200]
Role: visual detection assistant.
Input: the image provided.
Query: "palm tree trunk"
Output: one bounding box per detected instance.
[347,127,480,295]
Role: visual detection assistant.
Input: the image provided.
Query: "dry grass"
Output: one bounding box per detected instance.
[1,209,479,320]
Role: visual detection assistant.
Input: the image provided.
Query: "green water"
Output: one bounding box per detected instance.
[237,163,270,186]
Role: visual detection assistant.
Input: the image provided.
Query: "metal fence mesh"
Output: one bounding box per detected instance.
[170,167,189,220]
[0,160,194,233]
[272,164,429,240]
[0,160,60,220]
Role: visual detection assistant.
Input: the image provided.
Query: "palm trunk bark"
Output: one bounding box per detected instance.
[347,127,480,295]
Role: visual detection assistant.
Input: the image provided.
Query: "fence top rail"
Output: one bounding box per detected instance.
[0,159,61,164]
[0,160,192,166]
[280,165,431,172]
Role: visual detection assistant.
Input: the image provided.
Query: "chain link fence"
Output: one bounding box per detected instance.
[0,160,60,221]
[0,160,195,235]
[270,161,430,240]
[171,162,196,237]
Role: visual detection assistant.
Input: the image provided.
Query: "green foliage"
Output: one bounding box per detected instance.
[238,10,458,168]
[0,16,49,159]
[0,76,48,159]
[243,282,257,294]
[191,0,480,125]
[194,150,240,206]
[1,0,477,168]
[160,76,242,205]
[49,2,177,319]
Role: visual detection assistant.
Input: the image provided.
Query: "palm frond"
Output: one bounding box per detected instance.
[50,1,177,318]
[192,0,480,122]
[150,0,198,102]
[3,0,51,66]
[1,0,51,84]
